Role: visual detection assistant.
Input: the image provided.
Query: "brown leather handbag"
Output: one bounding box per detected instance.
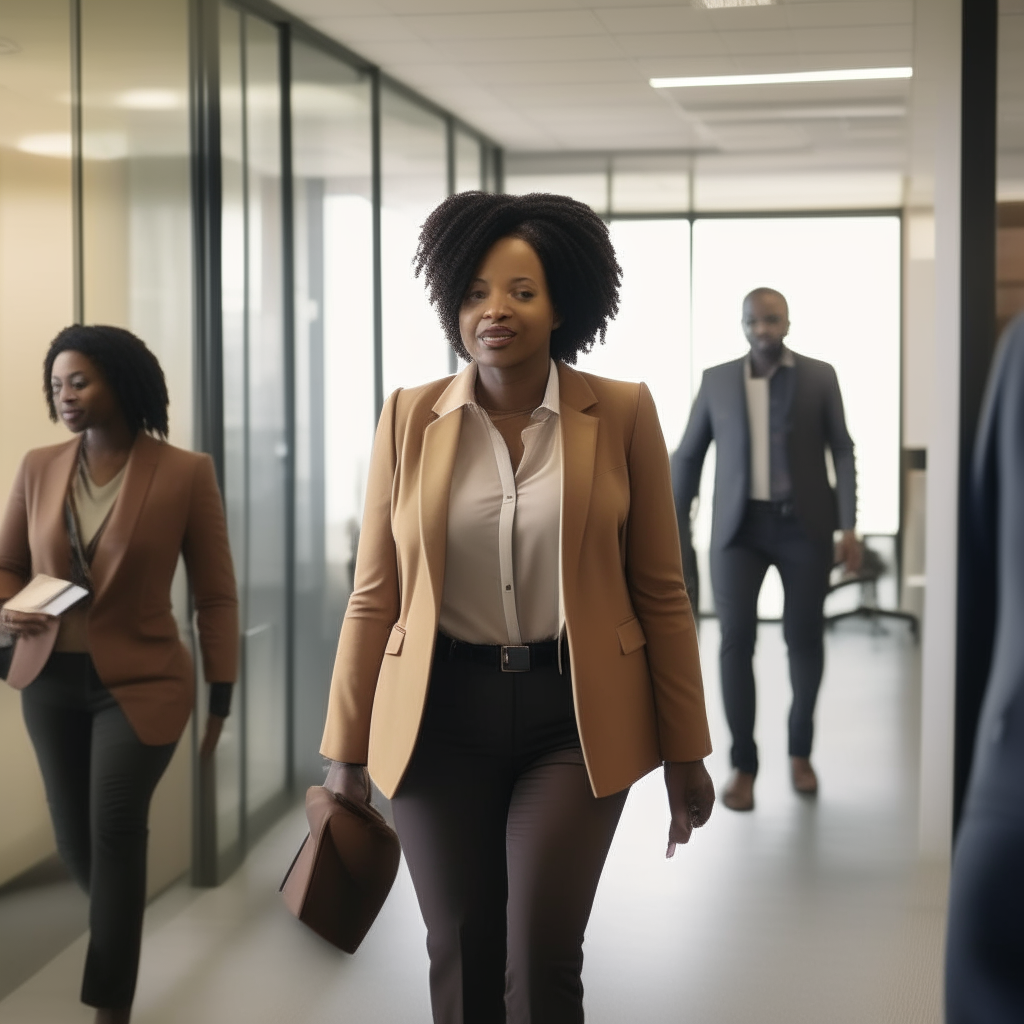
[280,785,401,953]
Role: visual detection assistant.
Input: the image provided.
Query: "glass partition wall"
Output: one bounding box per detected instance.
[191,3,494,880]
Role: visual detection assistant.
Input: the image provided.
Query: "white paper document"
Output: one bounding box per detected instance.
[3,574,89,617]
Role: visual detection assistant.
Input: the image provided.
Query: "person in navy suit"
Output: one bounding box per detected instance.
[945,313,1024,1023]
[672,288,860,810]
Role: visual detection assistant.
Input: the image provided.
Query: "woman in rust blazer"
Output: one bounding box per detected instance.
[321,193,714,1024]
[0,325,238,1024]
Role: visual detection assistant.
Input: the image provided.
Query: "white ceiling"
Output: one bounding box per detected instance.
[278,0,913,168]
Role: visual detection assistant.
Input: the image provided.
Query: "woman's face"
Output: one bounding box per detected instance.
[50,350,121,434]
[459,236,560,373]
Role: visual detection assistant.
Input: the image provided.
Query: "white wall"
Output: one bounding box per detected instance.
[907,0,962,860]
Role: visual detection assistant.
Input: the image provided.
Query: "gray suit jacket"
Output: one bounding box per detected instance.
[672,351,856,550]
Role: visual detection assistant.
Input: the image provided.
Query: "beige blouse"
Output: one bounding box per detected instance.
[437,360,562,646]
[54,462,126,653]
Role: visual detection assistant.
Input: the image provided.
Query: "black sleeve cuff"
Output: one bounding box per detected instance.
[208,683,233,718]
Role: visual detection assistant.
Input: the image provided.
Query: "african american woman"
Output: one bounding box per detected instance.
[320,192,714,1023]
[0,325,238,1024]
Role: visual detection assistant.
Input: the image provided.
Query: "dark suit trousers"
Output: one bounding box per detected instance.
[20,653,176,1009]
[710,502,833,774]
[391,648,628,1024]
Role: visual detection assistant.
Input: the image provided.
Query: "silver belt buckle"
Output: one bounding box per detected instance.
[501,645,531,672]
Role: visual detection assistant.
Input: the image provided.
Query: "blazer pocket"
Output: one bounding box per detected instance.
[615,616,647,655]
[384,624,406,656]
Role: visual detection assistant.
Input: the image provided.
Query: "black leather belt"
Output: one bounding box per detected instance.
[435,632,561,673]
[748,499,795,517]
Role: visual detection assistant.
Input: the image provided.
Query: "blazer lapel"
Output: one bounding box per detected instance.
[558,364,598,607]
[420,389,465,617]
[90,433,162,603]
[37,438,81,575]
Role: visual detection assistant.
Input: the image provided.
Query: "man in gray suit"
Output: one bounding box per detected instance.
[672,287,860,811]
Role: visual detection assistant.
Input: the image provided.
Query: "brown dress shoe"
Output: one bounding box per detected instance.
[790,756,818,796]
[722,770,755,811]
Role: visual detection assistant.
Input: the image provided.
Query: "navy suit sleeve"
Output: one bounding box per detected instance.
[823,365,857,530]
[671,376,713,542]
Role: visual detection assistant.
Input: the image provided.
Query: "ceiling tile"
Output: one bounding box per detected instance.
[705,5,791,31]
[616,32,728,58]
[398,9,607,42]
[592,6,715,33]
[309,15,423,43]
[286,0,390,15]
[279,0,919,161]
[721,26,914,57]
[427,33,628,61]
[783,1,913,29]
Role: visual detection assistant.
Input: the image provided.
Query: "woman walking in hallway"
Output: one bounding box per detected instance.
[0,325,238,1024]
[320,191,715,1023]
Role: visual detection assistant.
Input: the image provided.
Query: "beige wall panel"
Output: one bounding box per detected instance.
[0,146,74,885]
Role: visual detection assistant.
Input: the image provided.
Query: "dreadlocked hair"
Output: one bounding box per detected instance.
[44,324,170,438]
[414,191,622,365]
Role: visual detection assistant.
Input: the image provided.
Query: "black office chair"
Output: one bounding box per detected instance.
[825,537,919,639]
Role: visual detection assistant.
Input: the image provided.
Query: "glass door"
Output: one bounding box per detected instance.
[218,3,290,860]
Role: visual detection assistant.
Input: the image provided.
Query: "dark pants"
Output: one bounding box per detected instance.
[710,502,833,775]
[391,647,628,1024]
[20,653,176,1009]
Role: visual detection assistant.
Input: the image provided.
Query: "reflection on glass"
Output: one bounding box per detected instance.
[504,153,608,213]
[611,155,690,214]
[380,87,448,394]
[577,219,692,447]
[79,0,192,431]
[220,6,289,834]
[217,1,245,857]
[240,13,288,824]
[291,38,374,785]
[997,2,1024,334]
[690,216,901,615]
[0,0,75,889]
[455,129,482,194]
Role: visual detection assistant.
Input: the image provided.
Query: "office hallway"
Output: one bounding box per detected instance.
[0,622,946,1024]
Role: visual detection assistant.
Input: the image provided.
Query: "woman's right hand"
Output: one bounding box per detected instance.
[324,761,372,805]
[0,607,54,638]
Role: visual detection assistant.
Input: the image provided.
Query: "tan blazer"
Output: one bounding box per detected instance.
[321,362,711,799]
[0,433,239,745]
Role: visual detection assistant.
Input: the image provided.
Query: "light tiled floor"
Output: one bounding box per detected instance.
[0,620,946,1023]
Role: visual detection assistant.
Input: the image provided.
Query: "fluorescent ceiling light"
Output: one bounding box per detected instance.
[651,67,913,89]
[696,0,775,7]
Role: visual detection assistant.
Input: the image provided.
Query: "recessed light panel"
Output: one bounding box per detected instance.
[651,68,913,89]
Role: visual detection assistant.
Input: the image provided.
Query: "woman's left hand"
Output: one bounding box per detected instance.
[663,759,715,858]
[200,714,225,759]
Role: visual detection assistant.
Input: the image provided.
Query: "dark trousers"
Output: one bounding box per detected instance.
[710,502,833,775]
[20,653,176,1009]
[391,647,628,1024]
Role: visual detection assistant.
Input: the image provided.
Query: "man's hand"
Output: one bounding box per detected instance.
[324,761,371,805]
[0,607,54,638]
[835,530,863,575]
[199,714,225,759]
[664,759,715,858]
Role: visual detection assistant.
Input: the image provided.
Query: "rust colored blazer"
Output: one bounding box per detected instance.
[321,362,712,799]
[0,432,239,745]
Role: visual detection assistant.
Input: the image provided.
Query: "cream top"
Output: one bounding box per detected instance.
[54,461,126,653]
[437,360,562,646]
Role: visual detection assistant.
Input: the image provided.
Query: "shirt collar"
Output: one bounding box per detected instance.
[434,358,560,418]
[745,344,795,380]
